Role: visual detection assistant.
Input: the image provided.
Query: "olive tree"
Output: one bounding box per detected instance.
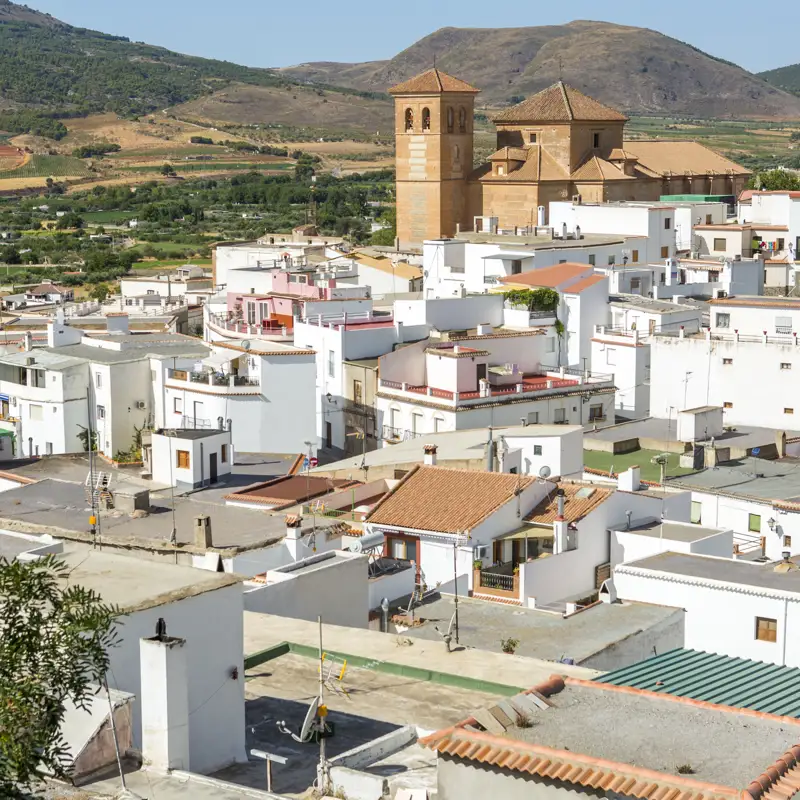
[0,555,119,798]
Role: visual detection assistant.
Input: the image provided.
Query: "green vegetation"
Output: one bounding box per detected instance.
[369,206,396,246]
[583,448,697,483]
[0,554,119,798]
[118,161,293,174]
[749,169,800,191]
[502,288,559,311]
[0,155,91,179]
[190,136,214,145]
[759,62,800,94]
[72,143,121,159]
[0,110,68,140]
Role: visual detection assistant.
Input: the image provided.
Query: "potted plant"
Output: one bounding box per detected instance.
[501,637,519,655]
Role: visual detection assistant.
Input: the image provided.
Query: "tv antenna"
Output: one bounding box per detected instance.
[275,617,334,793]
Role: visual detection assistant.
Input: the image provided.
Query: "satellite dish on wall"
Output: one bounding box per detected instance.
[539,465,552,479]
[298,696,320,742]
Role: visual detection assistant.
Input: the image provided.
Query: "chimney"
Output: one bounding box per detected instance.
[477,323,493,336]
[140,624,190,772]
[194,515,212,549]
[618,466,641,492]
[23,330,32,352]
[553,490,568,553]
[285,514,304,560]
[423,444,438,466]
[106,313,129,335]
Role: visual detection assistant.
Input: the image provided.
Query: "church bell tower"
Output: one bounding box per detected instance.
[390,68,479,248]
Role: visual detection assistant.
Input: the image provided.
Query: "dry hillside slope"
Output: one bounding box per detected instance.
[281,21,800,118]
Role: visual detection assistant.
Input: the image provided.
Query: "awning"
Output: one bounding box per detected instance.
[496,526,554,541]
[201,351,238,369]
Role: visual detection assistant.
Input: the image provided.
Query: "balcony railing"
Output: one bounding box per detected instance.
[473,566,520,600]
[168,369,260,392]
[382,425,423,443]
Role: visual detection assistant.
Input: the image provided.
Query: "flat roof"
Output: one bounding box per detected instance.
[609,293,701,315]
[154,428,227,441]
[56,547,240,612]
[599,648,800,717]
[0,530,52,561]
[670,457,800,503]
[620,551,800,594]
[497,682,796,789]
[625,520,726,542]
[44,341,209,364]
[454,232,628,248]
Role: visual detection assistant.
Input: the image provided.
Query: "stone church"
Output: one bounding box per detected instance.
[390,68,751,247]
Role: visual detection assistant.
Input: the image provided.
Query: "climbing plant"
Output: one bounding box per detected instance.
[502,288,559,311]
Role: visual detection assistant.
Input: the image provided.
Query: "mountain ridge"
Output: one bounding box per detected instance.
[279,21,800,119]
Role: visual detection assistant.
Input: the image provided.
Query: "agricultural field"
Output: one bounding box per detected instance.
[130,258,212,270]
[0,154,92,179]
[117,161,293,174]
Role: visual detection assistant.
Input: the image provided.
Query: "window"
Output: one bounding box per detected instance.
[778,238,785,252]
[96,405,105,420]
[452,144,460,162]
[434,416,445,433]
[723,401,733,409]
[784,535,792,548]
[446,106,454,133]
[353,379,363,405]
[606,348,616,366]
[748,513,761,533]
[497,165,505,176]
[631,249,639,263]
[510,259,522,275]
[788,408,796,415]
[716,313,731,328]
[664,217,671,230]
[327,350,335,378]
[713,238,727,252]
[528,131,537,144]
[660,246,670,259]
[781,362,792,370]
[554,408,566,423]
[411,412,423,435]
[776,316,793,334]
[95,372,102,389]
[589,404,604,421]
[29,403,43,421]
[404,108,413,131]
[558,259,567,264]
[607,255,616,266]
[247,302,256,325]
[533,444,543,455]
[706,214,713,225]
[593,132,600,148]
[527,411,539,424]
[630,277,641,292]
[588,254,596,266]
[46,442,53,456]
[458,106,467,133]
[176,449,190,469]
[221,445,228,464]
[722,358,733,365]
[390,538,407,559]
[755,616,777,643]
[146,289,156,295]
[691,501,702,524]
[422,107,431,130]
[173,397,182,414]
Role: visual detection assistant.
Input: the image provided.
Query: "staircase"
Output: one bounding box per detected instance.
[85,471,113,509]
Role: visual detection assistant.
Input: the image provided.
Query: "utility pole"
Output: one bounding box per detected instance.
[316,616,330,795]
[453,540,459,645]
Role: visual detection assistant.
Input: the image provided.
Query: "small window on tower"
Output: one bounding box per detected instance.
[529,132,537,144]
[593,132,600,148]
[422,107,431,131]
[458,106,467,133]
[404,108,414,132]
[447,106,454,133]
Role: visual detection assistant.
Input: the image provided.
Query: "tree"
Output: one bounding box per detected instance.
[90,282,110,303]
[160,163,176,177]
[0,555,119,797]
[750,169,800,191]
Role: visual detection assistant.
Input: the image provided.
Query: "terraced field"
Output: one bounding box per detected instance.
[0,154,92,179]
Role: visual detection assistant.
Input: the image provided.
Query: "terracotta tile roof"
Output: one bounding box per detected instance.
[489,146,529,161]
[366,465,534,534]
[389,68,480,95]
[608,148,639,161]
[621,141,751,177]
[351,252,422,281]
[564,274,607,294]
[27,283,68,295]
[224,475,360,509]
[493,81,628,123]
[478,146,571,183]
[498,262,592,289]
[571,155,633,182]
[525,483,612,524]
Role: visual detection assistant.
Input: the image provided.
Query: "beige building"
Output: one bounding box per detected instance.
[391,70,751,247]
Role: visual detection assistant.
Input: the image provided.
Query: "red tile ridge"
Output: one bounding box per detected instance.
[287,452,305,475]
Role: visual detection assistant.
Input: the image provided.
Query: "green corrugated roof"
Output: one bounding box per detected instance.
[596,649,800,717]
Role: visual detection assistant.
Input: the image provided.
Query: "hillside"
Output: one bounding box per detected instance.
[281,21,800,119]
[759,63,800,94]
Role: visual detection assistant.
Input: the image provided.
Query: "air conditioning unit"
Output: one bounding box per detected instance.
[135,401,146,410]
[474,544,489,560]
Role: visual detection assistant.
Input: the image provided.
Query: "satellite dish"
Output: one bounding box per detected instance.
[349,538,363,554]
[539,465,552,479]
[242,340,251,350]
[298,696,320,742]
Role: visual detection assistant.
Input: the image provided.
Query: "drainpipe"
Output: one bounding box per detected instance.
[782,596,789,666]
[485,427,495,472]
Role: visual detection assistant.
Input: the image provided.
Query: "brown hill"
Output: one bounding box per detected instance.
[280,21,800,119]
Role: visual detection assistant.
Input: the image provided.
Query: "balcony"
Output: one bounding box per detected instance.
[382,425,423,444]
[473,565,520,602]
[167,369,261,395]
[207,312,293,342]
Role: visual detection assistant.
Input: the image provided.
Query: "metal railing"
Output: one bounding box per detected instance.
[382,425,423,443]
[479,570,515,592]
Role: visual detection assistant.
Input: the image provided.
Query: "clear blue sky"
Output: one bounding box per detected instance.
[24,0,799,74]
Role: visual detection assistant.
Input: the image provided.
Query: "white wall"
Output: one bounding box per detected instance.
[368,566,416,608]
[244,552,368,628]
[614,565,800,667]
[106,583,246,774]
[503,428,584,478]
[611,528,733,567]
